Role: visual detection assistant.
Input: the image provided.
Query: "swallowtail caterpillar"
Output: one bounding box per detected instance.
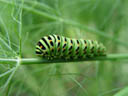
[36,34,106,60]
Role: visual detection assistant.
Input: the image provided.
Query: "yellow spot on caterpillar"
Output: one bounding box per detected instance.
[50,48,53,51]
[49,40,52,42]
[64,41,67,44]
[58,40,60,42]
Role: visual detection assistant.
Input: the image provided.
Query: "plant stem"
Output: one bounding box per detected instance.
[0,58,17,64]
[0,53,128,65]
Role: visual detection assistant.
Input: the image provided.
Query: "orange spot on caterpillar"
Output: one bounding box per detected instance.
[40,46,43,48]
[63,48,66,52]
[58,48,60,51]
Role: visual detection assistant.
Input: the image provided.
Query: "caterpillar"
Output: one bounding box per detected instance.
[36,34,106,60]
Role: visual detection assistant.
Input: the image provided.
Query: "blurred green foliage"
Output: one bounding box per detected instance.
[0,0,128,96]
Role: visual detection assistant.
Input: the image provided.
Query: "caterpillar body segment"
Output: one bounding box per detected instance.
[36,34,106,60]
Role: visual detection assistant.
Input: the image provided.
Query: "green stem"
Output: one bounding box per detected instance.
[0,54,128,65]
[19,2,23,58]
[0,58,17,64]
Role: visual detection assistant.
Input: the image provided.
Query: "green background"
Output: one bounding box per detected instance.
[0,0,128,96]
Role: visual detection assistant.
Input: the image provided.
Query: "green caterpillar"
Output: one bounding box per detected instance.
[36,34,106,60]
